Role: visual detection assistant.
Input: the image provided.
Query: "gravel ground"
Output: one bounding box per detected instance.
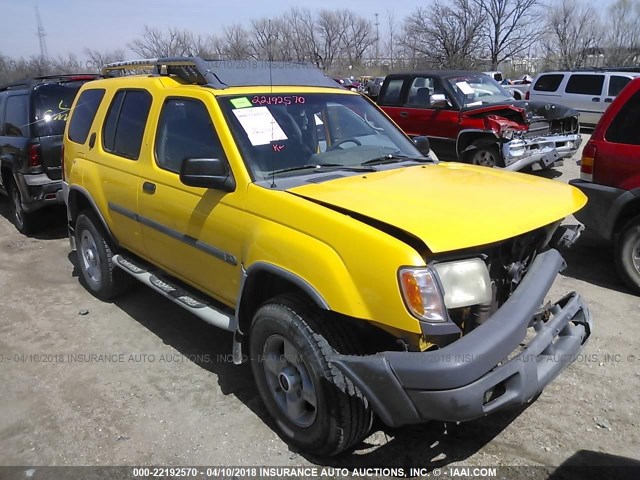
[0,134,639,474]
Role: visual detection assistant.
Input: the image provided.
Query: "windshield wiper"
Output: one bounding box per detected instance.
[361,154,432,166]
[271,163,377,175]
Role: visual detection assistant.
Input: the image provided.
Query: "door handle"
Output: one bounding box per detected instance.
[399,111,409,117]
[142,182,156,194]
[592,97,600,102]
[604,98,613,103]
[88,132,96,149]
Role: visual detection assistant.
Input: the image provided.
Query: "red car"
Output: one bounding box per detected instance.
[377,71,582,171]
[570,77,640,293]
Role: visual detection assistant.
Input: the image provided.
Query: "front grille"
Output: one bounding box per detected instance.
[524,120,550,138]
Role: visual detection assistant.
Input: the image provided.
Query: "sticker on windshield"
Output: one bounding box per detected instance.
[230,97,253,109]
[456,81,474,95]
[232,106,288,146]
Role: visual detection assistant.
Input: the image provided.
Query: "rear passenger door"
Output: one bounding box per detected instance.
[137,94,244,305]
[563,74,605,126]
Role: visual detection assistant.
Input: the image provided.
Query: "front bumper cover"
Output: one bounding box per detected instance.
[503,133,582,171]
[330,248,591,427]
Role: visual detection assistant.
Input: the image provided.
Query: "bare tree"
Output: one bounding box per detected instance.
[83,48,125,71]
[129,26,194,58]
[473,0,543,70]
[544,0,603,69]
[336,10,375,65]
[403,0,486,69]
[605,0,640,66]
[222,24,252,59]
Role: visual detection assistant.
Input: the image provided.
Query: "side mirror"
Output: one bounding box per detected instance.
[413,136,430,156]
[430,93,449,108]
[180,158,235,192]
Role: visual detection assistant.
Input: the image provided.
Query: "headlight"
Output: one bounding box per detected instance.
[399,268,447,322]
[433,258,492,309]
[399,258,493,323]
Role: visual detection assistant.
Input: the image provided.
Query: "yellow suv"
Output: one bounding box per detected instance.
[63,57,592,456]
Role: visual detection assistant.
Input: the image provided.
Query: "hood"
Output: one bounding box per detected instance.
[288,163,586,253]
[462,100,578,122]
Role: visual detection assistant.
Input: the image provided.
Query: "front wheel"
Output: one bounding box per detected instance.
[249,295,372,456]
[615,216,640,294]
[466,143,503,168]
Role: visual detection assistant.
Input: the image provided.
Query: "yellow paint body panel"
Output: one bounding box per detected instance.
[64,74,586,338]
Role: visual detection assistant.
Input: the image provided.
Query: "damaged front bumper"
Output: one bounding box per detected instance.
[330,248,591,428]
[502,133,582,171]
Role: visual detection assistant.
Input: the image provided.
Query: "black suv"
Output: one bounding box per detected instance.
[0,74,97,233]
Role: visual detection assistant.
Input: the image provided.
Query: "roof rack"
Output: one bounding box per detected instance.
[101,56,340,90]
[0,74,99,91]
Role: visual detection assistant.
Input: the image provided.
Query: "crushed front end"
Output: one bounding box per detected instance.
[330,225,591,427]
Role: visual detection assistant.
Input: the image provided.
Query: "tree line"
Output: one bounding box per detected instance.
[1,0,639,85]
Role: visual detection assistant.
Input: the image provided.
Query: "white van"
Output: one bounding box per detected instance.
[528,70,640,127]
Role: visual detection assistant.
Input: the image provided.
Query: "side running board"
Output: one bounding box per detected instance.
[112,254,236,331]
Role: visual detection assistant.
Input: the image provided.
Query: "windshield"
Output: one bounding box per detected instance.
[445,74,512,107]
[219,93,424,180]
[33,81,86,137]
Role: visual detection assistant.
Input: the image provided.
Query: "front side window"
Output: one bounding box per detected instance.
[565,74,604,96]
[219,93,423,181]
[102,89,152,160]
[5,95,29,137]
[155,98,226,173]
[533,74,564,92]
[605,89,640,145]
[406,77,436,107]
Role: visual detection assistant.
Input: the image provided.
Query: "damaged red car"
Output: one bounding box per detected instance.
[376,71,581,170]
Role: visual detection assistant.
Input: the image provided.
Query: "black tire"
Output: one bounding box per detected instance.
[249,294,372,456]
[75,211,130,300]
[8,179,41,234]
[614,215,640,294]
[465,142,504,168]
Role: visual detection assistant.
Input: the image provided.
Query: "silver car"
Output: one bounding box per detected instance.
[528,70,640,127]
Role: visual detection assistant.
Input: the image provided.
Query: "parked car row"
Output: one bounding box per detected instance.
[1,57,593,456]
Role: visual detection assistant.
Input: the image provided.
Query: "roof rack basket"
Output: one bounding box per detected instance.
[101,56,340,90]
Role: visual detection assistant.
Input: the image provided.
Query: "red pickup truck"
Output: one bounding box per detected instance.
[570,77,640,293]
[376,71,582,171]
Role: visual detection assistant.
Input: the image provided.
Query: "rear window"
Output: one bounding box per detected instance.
[565,74,604,95]
[68,89,105,144]
[533,74,564,92]
[605,89,640,145]
[34,82,86,137]
[608,76,632,97]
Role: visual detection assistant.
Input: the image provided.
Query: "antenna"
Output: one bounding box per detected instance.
[374,13,379,65]
[35,6,48,60]
[268,19,276,188]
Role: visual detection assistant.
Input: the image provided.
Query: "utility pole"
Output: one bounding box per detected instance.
[35,5,48,60]
[374,13,380,66]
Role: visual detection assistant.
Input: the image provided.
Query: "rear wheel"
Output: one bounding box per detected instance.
[249,294,372,456]
[8,180,41,234]
[615,215,640,294]
[75,212,130,300]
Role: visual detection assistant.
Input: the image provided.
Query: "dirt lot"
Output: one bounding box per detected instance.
[1,136,639,472]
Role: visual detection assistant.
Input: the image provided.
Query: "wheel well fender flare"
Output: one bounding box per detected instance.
[611,188,640,238]
[67,185,117,244]
[456,129,501,157]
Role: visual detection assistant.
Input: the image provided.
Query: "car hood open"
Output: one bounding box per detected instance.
[287,163,586,253]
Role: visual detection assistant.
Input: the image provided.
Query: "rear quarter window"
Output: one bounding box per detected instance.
[565,74,604,95]
[5,95,29,137]
[102,89,152,160]
[533,74,564,92]
[68,89,105,144]
[605,89,640,145]
[378,79,405,105]
[608,76,632,97]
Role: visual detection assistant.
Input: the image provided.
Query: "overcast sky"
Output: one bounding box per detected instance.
[2,0,610,59]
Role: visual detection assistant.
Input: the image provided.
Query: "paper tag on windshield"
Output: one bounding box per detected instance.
[232,106,288,146]
[456,81,474,95]
[230,97,252,108]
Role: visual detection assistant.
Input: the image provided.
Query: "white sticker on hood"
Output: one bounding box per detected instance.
[456,81,475,95]
[232,106,288,146]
